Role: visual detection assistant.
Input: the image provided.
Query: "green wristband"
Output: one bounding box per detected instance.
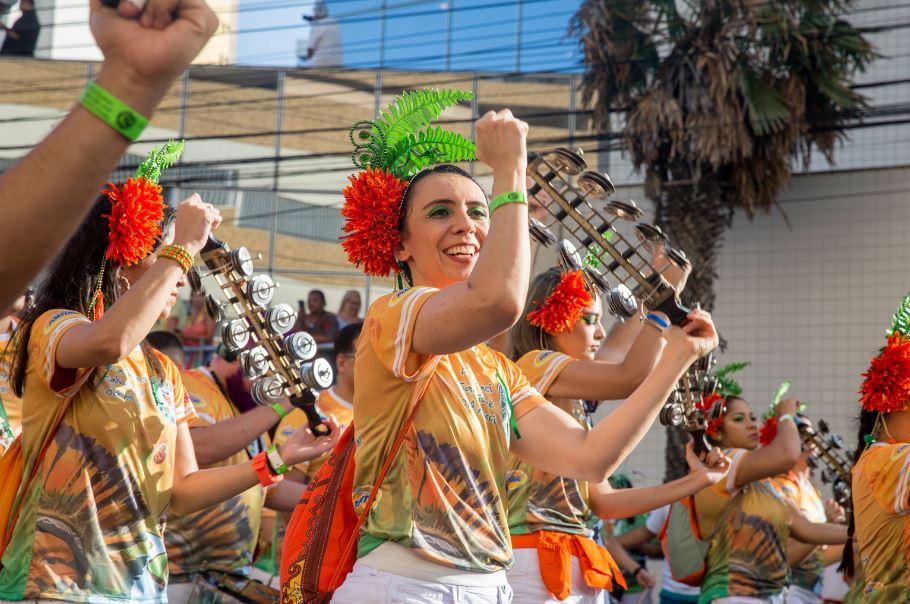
[270,401,288,420]
[489,191,527,214]
[80,81,149,142]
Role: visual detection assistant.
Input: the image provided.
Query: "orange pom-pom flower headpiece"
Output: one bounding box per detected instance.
[340,90,476,280]
[527,270,594,335]
[860,292,910,415]
[90,141,184,319]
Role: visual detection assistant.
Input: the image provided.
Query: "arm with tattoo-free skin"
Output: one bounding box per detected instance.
[511,312,719,483]
[0,0,217,311]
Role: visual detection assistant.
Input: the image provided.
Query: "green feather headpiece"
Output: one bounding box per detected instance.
[349,89,476,179]
[136,139,184,183]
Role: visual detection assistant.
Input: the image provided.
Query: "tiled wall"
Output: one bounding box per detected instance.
[595,165,910,492]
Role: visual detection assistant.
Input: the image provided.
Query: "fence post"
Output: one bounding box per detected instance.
[268,71,286,276]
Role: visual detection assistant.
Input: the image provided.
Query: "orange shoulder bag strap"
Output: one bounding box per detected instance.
[327,376,432,587]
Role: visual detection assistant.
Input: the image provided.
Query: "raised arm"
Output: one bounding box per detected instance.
[56,197,220,369]
[731,399,802,489]
[547,319,664,400]
[0,0,217,311]
[588,443,730,519]
[511,311,718,483]
[189,400,293,465]
[788,507,848,546]
[411,111,531,355]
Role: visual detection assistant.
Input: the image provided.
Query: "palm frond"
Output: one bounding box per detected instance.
[713,361,750,397]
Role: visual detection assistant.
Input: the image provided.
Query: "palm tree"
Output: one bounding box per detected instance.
[570,0,875,479]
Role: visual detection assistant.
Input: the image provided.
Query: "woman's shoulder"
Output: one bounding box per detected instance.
[29,309,89,344]
[366,287,440,317]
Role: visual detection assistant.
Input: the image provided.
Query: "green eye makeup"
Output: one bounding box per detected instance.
[580,314,599,326]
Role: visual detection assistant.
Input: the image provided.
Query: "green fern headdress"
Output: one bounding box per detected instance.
[340,89,476,278]
[90,140,184,319]
[859,291,910,414]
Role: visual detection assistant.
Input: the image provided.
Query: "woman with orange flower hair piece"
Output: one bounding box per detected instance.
[280,89,720,604]
[690,368,846,603]
[843,292,910,602]
[505,267,732,603]
[0,144,336,603]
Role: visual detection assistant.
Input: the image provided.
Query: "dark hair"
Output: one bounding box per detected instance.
[334,322,363,357]
[146,330,185,355]
[840,408,878,578]
[10,196,177,397]
[706,395,747,446]
[308,289,327,305]
[396,164,485,286]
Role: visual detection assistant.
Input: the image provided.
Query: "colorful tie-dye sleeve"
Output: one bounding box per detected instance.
[366,286,440,382]
[866,443,910,515]
[516,350,575,395]
[30,309,91,396]
[723,448,751,495]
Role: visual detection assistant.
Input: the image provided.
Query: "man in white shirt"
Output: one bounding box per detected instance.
[300,1,342,67]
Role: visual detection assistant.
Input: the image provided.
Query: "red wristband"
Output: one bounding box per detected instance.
[252,450,284,487]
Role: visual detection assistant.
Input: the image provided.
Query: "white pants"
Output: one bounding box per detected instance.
[785,586,821,604]
[332,562,513,604]
[506,548,605,604]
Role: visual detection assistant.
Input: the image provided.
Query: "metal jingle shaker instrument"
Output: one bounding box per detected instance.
[526,147,691,325]
[198,234,333,436]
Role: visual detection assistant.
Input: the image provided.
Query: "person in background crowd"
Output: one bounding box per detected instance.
[617,505,702,604]
[694,395,847,603]
[0,187,332,602]
[295,289,339,345]
[147,329,186,368]
[608,473,659,604]
[336,290,363,328]
[0,0,39,56]
[163,344,328,603]
[300,0,342,67]
[167,290,216,367]
[0,0,217,312]
[0,291,27,453]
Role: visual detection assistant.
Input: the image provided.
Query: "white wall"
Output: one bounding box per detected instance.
[596,166,910,490]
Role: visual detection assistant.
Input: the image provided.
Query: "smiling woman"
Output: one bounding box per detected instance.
[280,90,720,604]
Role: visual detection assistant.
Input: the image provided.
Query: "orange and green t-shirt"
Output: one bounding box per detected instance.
[773,470,826,593]
[507,349,592,537]
[695,447,791,603]
[275,386,354,478]
[164,367,267,579]
[352,287,547,572]
[0,309,196,603]
[0,317,22,454]
[852,442,910,602]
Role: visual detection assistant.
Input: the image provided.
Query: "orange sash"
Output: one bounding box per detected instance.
[512,531,626,601]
